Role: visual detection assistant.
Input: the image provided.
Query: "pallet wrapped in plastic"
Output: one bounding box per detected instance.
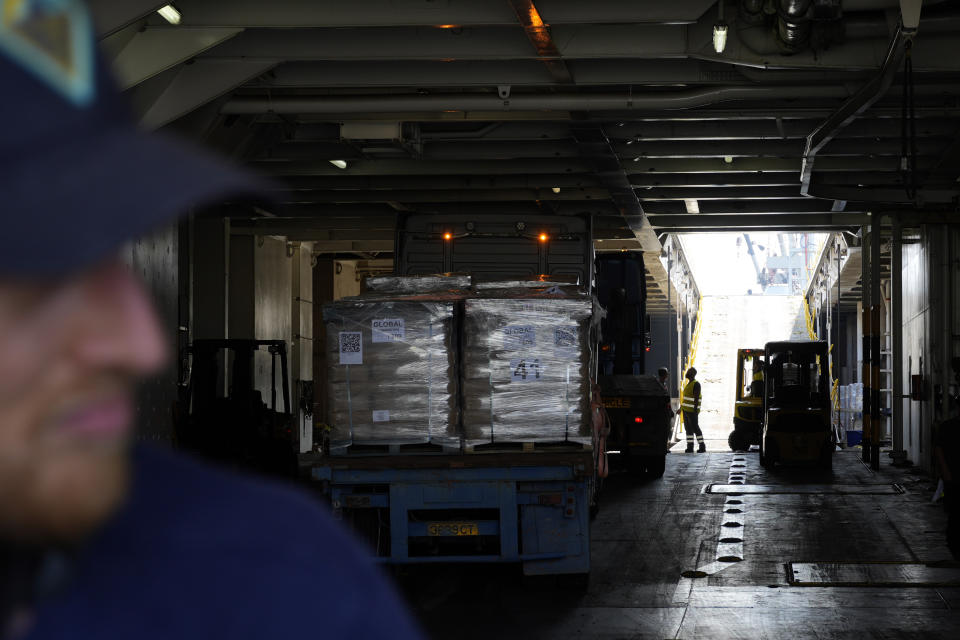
[324,300,458,451]
[462,287,593,447]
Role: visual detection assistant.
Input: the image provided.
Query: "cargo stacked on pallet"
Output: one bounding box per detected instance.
[462,282,594,449]
[323,293,460,453]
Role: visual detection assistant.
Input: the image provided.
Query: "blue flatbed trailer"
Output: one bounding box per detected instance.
[311,451,593,576]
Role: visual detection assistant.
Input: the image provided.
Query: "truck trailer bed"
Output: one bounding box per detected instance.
[310,451,593,576]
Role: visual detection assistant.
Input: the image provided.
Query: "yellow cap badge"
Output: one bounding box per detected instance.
[0,0,94,106]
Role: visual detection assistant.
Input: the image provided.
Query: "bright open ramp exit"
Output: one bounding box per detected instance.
[687,295,809,450]
[677,233,822,451]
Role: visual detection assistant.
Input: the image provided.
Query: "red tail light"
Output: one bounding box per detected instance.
[634,416,643,423]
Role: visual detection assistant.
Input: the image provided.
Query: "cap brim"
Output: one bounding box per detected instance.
[3,125,275,277]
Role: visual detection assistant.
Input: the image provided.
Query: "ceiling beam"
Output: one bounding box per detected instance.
[258,158,593,176]
[249,59,745,89]
[570,123,659,250]
[89,0,166,38]
[260,136,950,162]
[231,216,397,233]
[203,24,686,62]
[509,0,573,84]
[310,240,394,253]
[221,85,853,115]
[278,187,612,203]
[256,156,928,177]
[111,27,244,89]
[648,213,870,229]
[637,186,822,200]
[164,0,717,28]
[643,200,864,214]
[625,157,938,174]
[284,118,958,143]
[277,174,601,191]
[136,60,277,129]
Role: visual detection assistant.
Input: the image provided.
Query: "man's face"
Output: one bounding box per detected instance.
[0,260,166,542]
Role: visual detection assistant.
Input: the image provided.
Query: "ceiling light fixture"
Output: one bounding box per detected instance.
[724,156,734,164]
[713,0,727,53]
[713,23,728,53]
[551,187,561,194]
[684,199,700,214]
[329,159,348,169]
[157,4,182,25]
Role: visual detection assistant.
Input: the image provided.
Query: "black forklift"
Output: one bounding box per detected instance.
[596,252,673,478]
[759,340,834,470]
[175,339,298,476]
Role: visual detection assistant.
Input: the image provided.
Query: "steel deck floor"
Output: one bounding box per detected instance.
[396,449,960,639]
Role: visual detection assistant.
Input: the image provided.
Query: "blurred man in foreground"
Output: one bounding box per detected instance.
[0,1,422,638]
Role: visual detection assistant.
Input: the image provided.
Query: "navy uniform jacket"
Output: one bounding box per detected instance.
[26,446,423,639]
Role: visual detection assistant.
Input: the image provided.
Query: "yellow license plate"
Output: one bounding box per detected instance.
[603,397,631,409]
[427,522,479,536]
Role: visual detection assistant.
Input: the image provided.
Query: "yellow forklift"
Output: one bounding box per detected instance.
[729,348,765,451]
[759,340,833,470]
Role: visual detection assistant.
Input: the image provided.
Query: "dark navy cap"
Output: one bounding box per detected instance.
[0,0,272,277]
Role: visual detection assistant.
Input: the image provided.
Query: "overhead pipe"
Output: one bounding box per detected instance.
[738,0,766,26]
[800,22,908,197]
[778,0,814,52]
[419,123,501,140]
[221,85,854,115]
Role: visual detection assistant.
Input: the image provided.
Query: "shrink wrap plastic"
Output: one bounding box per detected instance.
[364,273,472,294]
[462,289,593,446]
[324,300,458,449]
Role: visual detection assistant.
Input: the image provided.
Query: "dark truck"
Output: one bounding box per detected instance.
[595,252,672,478]
[599,375,671,477]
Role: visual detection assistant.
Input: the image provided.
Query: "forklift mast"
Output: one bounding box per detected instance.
[176,339,295,475]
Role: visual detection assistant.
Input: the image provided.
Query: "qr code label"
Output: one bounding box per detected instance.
[510,358,543,382]
[338,331,363,365]
[554,326,578,359]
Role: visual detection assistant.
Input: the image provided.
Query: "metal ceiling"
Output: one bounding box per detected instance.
[93,0,960,262]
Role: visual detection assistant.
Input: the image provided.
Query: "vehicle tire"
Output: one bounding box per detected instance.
[764,441,778,469]
[647,455,666,479]
[728,430,748,452]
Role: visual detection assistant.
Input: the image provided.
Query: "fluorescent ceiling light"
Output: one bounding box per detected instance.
[329,160,348,169]
[684,199,700,214]
[713,23,728,54]
[157,4,182,25]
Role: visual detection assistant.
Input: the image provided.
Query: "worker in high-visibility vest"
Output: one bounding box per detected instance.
[681,367,705,453]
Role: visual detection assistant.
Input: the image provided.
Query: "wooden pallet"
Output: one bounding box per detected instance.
[330,442,460,456]
[463,440,592,455]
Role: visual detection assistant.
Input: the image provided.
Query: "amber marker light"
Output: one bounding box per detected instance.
[539,233,548,242]
[443,232,453,241]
